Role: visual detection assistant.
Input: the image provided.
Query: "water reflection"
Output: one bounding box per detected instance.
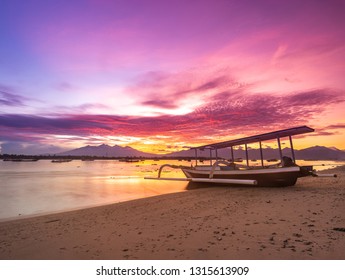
[0,160,189,220]
[0,159,343,220]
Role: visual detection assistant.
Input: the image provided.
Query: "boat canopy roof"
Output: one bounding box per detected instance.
[194,126,314,150]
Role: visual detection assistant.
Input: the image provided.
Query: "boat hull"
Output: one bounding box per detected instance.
[181,166,308,187]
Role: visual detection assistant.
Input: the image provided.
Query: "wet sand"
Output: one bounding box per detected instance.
[0,166,344,260]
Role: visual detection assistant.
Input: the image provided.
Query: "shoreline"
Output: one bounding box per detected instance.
[0,163,342,222]
[0,166,344,260]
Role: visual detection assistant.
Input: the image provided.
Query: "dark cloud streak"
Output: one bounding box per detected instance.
[285,89,344,106]
[129,71,236,109]
[0,90,26,107]
[1,88,343,145]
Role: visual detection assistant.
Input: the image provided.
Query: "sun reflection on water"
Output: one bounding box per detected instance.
[0,159,343,220]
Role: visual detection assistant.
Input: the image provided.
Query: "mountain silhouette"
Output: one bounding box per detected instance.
[59,144,345,160]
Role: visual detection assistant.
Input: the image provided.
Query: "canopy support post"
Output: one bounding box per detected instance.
[277,137,283,162]
[194,148,198,166]
[289,136,296,163]
[259,141,264,167]
[209,149,212,166]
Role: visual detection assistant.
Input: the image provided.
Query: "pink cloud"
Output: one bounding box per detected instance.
[1,88,343,147]
[130,72,233,109]
[2,0,344,153]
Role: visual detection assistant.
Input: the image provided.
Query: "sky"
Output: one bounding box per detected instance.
[0,0,345,155]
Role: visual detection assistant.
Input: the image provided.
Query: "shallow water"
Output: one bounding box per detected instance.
[0,159,189,220]
[0,159,343,220]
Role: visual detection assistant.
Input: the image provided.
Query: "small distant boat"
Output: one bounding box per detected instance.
[119,159,140,163]
[51,159,72,163]
[146,126,337,187]
[267,158,279,162]
[3,158,38,162]
[234,158,243,162]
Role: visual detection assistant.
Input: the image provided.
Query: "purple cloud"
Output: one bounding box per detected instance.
[309,123,345,137]
[285,89,344,106]
[191,89,344,135]
[1,88,343,146]
[325,124,345,130]
[141,99,177,109]
[128,71,235,109]
[0,90,26,107]
[52,103,111,113]
[54,82,78,92]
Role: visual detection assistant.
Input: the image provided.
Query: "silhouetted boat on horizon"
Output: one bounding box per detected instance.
[3,158,39,162]
[51,159,72,163]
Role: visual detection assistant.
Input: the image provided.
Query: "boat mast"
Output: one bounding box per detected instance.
[194,148,198,166]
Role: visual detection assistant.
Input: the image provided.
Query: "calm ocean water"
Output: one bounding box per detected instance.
[0,159,343,220]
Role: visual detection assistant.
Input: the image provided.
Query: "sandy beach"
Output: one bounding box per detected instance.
[0,166,344,260]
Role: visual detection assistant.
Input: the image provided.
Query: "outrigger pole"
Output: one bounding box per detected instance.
[144,164,257,185]
[145,176,257,185]
[144,177,258,185]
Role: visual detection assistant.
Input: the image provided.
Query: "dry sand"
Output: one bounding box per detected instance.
[0,166,344,260]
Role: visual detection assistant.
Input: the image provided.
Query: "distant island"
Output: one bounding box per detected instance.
[1,144,345,161]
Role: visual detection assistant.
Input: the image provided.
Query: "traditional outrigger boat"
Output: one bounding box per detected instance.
[145,126,336,187]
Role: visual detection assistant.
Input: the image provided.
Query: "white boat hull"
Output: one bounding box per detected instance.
[181,166,308,187]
